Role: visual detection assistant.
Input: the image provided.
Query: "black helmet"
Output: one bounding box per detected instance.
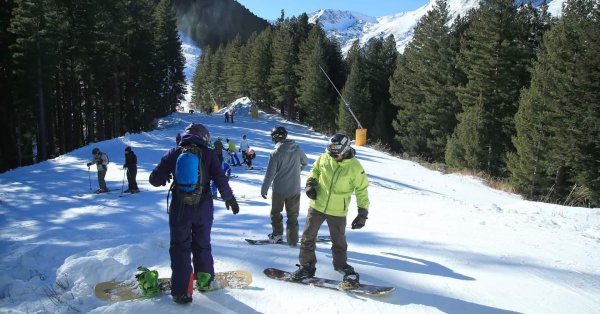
[185,123,211,145]
[327,134,351,157]
[271,126,287,143]
[92,148,100,155]
[125,146,132,152]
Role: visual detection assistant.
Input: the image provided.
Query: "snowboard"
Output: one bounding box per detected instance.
[263,268,394,296]
[245,235,332,245]
[95,270,252,302]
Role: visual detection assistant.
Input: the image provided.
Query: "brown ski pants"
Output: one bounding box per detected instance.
[270,192,300,246]
[299,207,348,270]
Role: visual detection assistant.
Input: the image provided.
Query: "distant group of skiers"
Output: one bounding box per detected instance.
[224,110,235,123]
[86,116,370,305]
[86,146,139,194]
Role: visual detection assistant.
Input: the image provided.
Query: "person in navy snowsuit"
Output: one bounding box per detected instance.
[149,123,240,304]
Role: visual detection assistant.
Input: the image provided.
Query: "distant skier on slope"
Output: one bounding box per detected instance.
[123,146,140,193]
[86,148,109,193]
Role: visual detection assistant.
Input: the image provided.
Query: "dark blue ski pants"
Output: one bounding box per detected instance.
[169,204,214,296]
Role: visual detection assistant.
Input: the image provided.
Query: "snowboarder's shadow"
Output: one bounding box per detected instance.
[324,250,473,281]
[321,251,519,313]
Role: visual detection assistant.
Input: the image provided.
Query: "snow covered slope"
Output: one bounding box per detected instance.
[0,99,598,313]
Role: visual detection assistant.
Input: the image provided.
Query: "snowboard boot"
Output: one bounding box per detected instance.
[195,272,213,292]
[291,264,316,281]
[337,264,360,289]
[135,267,160,297]
[172,294,192,304]
[268,233,283,244]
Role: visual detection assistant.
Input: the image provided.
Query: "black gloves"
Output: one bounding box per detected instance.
[305,178,317,200]
[86,162,92,167]
[351,208,368,229]
[225,197,239,215]
[261,194,267,199]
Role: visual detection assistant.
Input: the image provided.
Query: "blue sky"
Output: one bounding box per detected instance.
[236,0,429,20]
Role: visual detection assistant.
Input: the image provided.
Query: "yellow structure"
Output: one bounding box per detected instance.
[355,128,367,146]
[213,105,219,113]
[251,106,259,119]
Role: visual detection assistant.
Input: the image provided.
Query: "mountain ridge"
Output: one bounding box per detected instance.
[306,0,565,54]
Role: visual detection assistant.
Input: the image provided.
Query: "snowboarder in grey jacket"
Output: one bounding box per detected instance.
[261,126,308,246]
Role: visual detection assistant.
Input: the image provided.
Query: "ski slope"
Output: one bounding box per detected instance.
[0,100,599,313]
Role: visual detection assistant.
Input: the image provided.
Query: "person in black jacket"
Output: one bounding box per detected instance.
[124,147,140,193]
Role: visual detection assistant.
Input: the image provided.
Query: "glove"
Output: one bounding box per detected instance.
[166,174,172,183]
[123,165,126,169]
[225,197,239,215]
[87,162,92,167]
[305,178,317,200]
[261,194,267,199]
[351,208,368,229]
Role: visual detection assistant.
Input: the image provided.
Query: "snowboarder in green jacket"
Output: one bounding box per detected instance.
[292,134,369,288]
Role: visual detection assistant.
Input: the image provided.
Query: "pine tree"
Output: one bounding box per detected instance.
[9,0,62,162]
[246,28,274,108]
[223,34,246,100]
[338,43,370,137]
[269,23,298,119]
[153,0,186,115]
[295,24,337,133]
[211,45,227,106]
[446,0,532,176]
[369,35,398,147]
[391,0,458,161]
[508,0,600,206]
[191,46,213,111]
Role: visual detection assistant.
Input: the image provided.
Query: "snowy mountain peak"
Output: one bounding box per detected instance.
[308,0,564,54]
[308,9,376,32]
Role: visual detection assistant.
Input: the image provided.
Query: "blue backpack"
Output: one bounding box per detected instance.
[174,144,207,205]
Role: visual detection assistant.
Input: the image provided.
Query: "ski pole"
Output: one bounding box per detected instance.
[88,167,92,191]
[121,168,126,194]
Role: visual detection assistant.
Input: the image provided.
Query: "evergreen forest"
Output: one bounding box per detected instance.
[191,0,599,207]
[1,0,187,171]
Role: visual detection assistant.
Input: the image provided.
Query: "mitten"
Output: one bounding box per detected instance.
[351,208,368,229]
[305,178,317,200]
[225,197,239,215]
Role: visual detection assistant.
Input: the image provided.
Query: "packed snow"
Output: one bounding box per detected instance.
[0,97,598,313]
